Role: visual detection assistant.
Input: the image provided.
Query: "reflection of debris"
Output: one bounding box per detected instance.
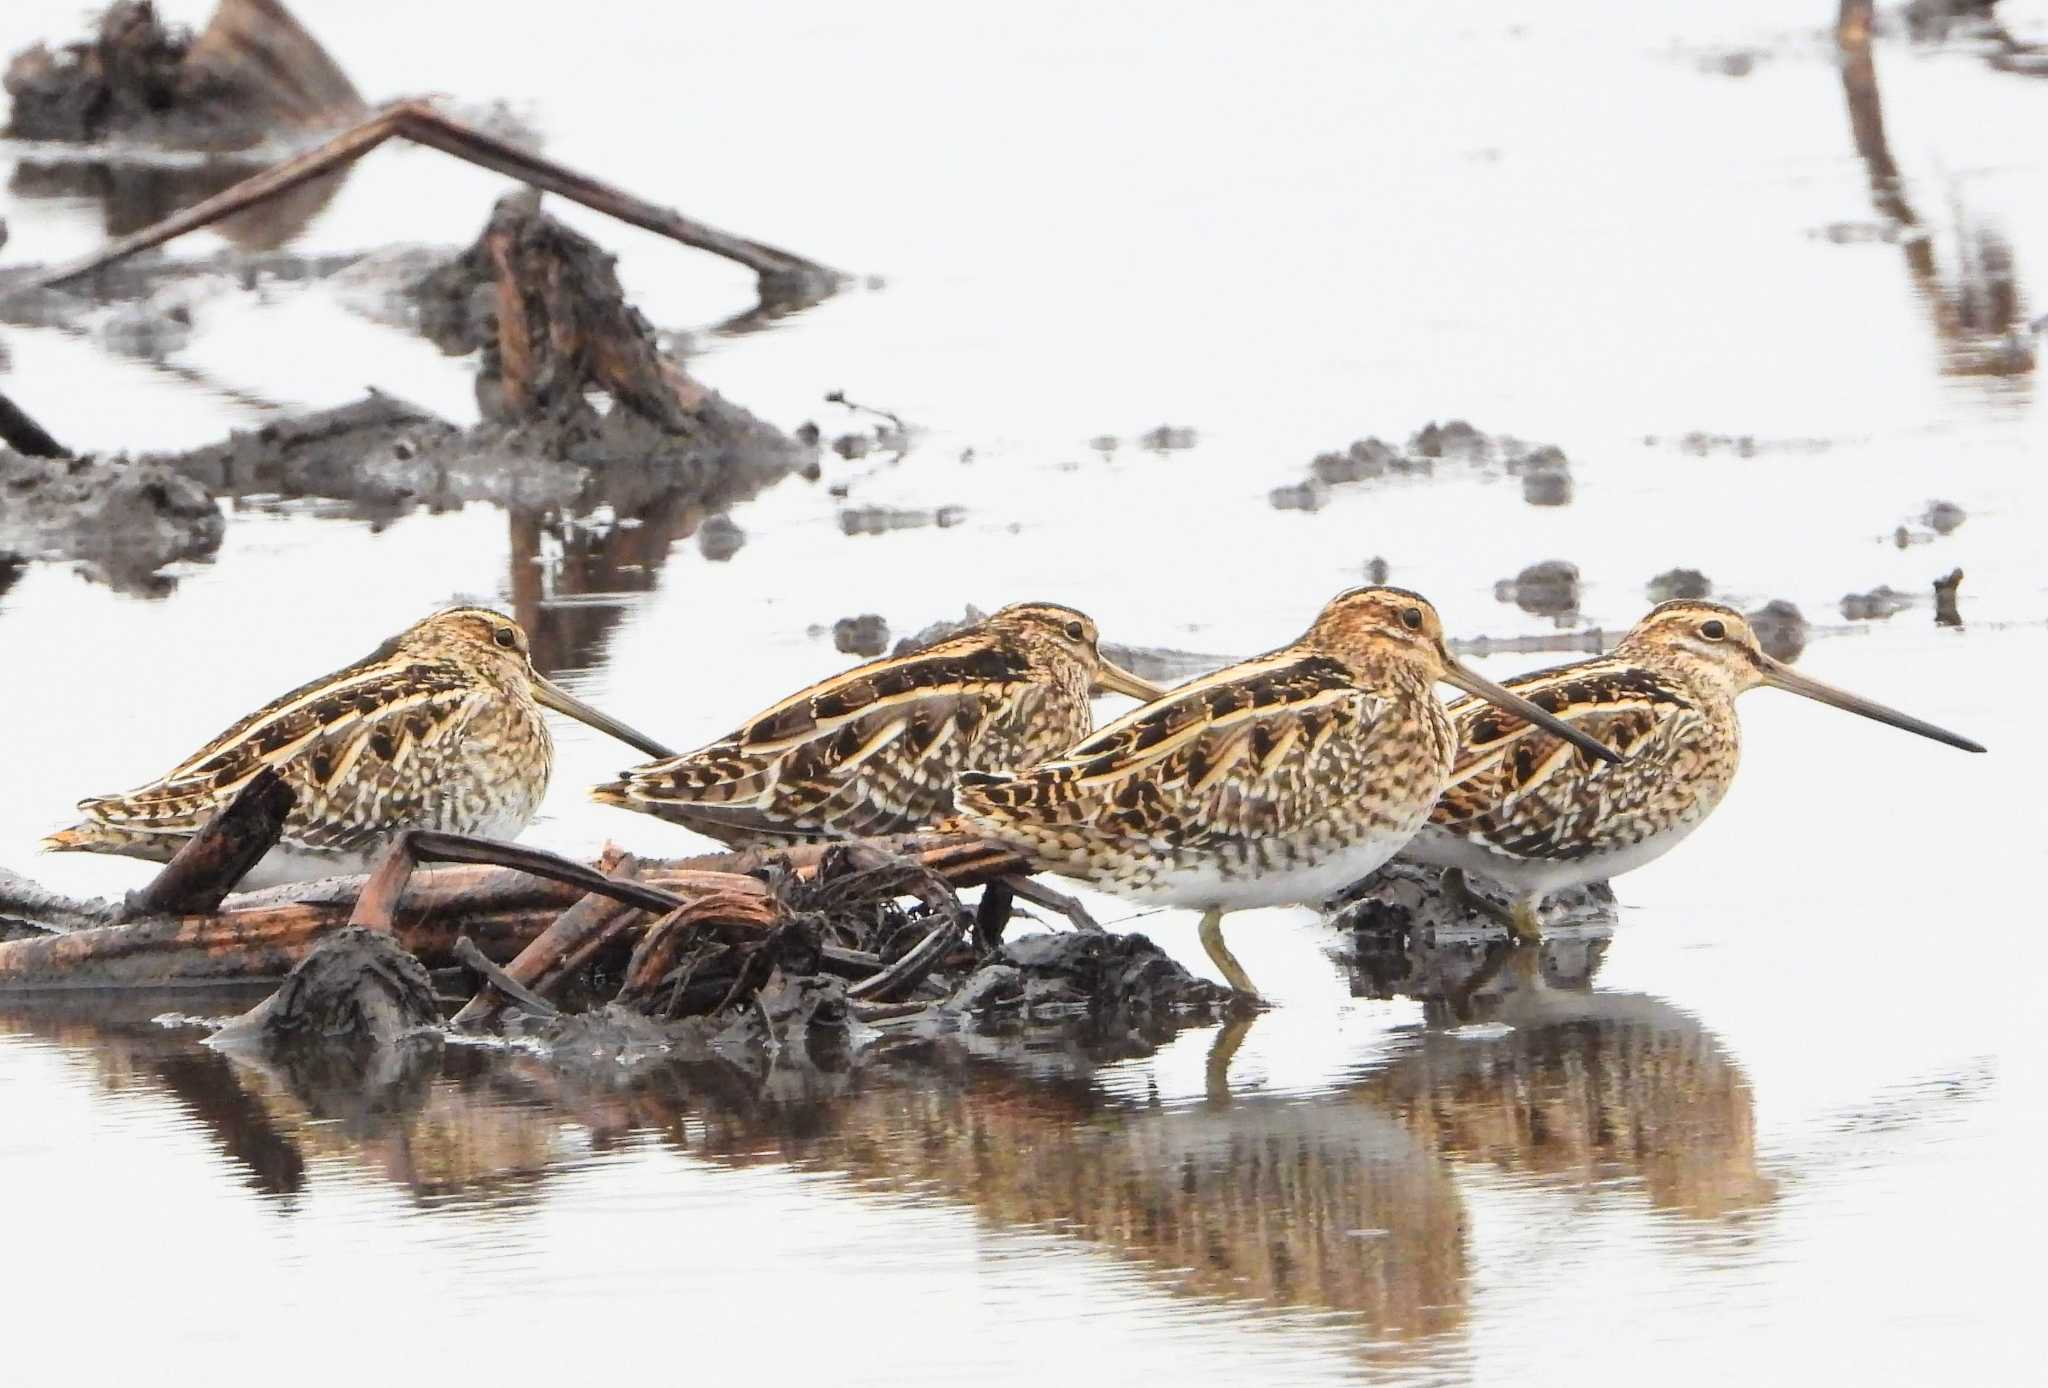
[1746,600,1807,662]
[1647,568,1711,602]
[696,513,745,561]
[8,155,349,252]
[3,0,364,147]
[1838,15,2036,385]
[1494,560,1580,618]
[833,613,889,656]
[838,504,966,536]
[1812,220,1910,245]
[1647,431,1836,457]
[1842,585,1914,620]
[1694,48,1766,79]
[1934,568,1964,626]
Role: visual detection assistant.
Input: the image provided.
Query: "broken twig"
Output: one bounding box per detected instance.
[10,100,840,305]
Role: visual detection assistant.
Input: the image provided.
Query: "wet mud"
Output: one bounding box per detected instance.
[0,446,223,586]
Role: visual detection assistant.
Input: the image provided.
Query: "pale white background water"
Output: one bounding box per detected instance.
[1,2,2044,1383]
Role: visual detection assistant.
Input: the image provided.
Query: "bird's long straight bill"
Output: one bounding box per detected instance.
[1093,659,1168,701]
[533,677,678,760]
[1443,661,1625,765]
[1759,658,1985,753]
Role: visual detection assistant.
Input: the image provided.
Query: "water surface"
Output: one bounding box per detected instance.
[1,2,2041,1382]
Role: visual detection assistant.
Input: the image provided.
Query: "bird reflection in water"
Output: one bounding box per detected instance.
[0,895,1786,1366]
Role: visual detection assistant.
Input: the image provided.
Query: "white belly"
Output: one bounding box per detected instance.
[1078,831,1418,912]
[1403,818,1709,900]
[239,806,541,888]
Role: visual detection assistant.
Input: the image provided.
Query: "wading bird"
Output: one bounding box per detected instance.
[1404,600,1985,940]
[591,602,1163,845]
[45,607,674,885]
[952,587,1623,998]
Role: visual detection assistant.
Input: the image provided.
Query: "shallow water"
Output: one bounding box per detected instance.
[1,1,2043,1382]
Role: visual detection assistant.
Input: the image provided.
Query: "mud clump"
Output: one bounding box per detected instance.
[1647,568,1712,602]
[697,513,745,561]
[0,448,223,585]
[1329,860,1616,944]
[945,931,1234,1022]
[163,391,462,510]
[833,613,890,656]
[1924,500,1966,534]
[1516,446,1573,506]
[1841,585,1914,620]
[1268,479,1329,512]
[1494,559,1581,618]
[214,927,440,1053]
[1138,424,1198,452]
[1934,568,1964,625]
[1746,600,1807,661]
[3,0,364,148]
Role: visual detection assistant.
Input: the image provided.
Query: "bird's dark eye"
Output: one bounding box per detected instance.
[1064,620,1087,642]
[493,626,519,649]
[1700,619,1726,641]
[1400,607,1424,631]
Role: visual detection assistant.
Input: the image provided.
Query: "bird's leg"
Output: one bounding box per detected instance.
[1509,895,1546,945]
[1198,908,1260,999]
[1439,867,1515,927]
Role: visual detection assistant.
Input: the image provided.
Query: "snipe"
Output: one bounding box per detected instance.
[1405,599,1985,940]
[45,607,674,884]
[953,587,1622,998]
[591,602,1162,845]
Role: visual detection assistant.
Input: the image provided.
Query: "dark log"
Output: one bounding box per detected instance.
[0,831,1028,991]
[123,770,293,917]
[451,936,558,1018]
[0,390,69,459]
[975,879,1015,953]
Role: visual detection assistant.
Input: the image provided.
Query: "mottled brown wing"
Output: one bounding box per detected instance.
[76,664,490,852]
[962,652,1391,849]
[1431,663,1702,861]
[599,636,1059,840]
